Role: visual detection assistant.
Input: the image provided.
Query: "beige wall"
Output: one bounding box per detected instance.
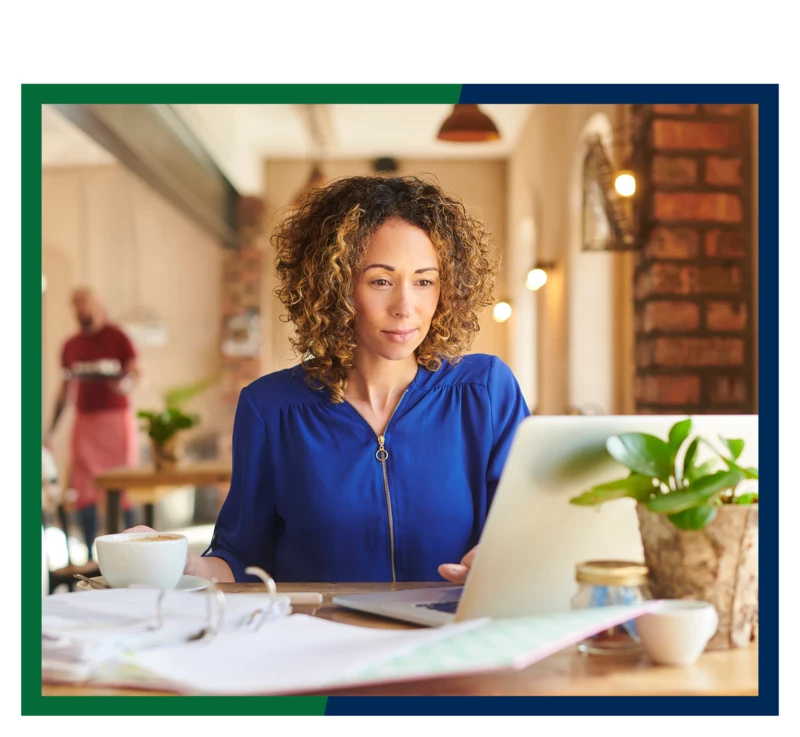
[261,159,509,376]
[507,104,633,415]
[42,165,225,474]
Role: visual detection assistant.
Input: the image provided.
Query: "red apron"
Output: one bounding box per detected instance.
[69,408,139,511]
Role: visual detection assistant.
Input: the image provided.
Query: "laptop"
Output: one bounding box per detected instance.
[333,414,758,626]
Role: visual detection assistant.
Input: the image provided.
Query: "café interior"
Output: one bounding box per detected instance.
[39,101,760,696]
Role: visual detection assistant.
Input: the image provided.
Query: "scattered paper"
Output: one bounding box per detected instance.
[132,614,487,695]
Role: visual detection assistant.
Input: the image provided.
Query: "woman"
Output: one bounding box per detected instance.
[139,175,529,584]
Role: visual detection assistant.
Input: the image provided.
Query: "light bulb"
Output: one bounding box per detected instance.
[493,301,512,323]
[526,268,548,291]
[614,171,636,197]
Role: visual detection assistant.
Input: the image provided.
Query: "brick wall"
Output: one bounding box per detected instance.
[219,197,266,444]
[633,104,755,414]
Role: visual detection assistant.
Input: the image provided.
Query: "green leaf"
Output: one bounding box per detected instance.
[735,492,759,505]
[719,435,745,461]
[669,505,718,530]
[668,419,693,455]
[164,376,217,409]
[569,474,657,506]
[722,457,759,480]
[686,459,719,483]
[138,404,199,444]
[682,437,700,481]
[175,415,194,430]
[646,469,744,514]
[606,433,674,483]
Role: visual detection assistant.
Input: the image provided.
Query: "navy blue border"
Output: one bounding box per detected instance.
[458,83,774,104]
[325,83,778,717]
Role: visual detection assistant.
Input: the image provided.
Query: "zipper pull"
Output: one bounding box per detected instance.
[376,435,389,462]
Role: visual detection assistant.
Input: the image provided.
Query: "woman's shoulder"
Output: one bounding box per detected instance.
[241,364,327,413]
[419,353,511,390]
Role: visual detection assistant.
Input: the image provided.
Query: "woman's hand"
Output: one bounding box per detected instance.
[437,545,478,584]
[108,376,133,395]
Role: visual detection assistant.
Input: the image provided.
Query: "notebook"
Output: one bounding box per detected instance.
[47,600,658,695]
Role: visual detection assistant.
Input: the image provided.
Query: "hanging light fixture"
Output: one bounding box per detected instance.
[294,105,329,205]
[437,104,501,143]
[293,161,328,207]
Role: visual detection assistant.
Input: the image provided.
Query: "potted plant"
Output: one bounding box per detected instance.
[138,377,215,471]
[569,418,758,649]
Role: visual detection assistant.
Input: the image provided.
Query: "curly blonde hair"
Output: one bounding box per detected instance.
[272,175,497,403]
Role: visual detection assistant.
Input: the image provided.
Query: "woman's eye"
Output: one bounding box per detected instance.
[372,279,390,287]
[417,279,434,287]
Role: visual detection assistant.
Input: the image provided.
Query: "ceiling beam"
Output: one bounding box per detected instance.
[52,104,240,249]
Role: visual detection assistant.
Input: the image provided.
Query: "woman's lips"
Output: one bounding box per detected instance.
[382,329,418,344]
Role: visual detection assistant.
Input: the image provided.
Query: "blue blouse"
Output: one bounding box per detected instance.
[203,353,530,582]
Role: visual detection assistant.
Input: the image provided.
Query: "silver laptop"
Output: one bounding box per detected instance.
[333,414,758,626]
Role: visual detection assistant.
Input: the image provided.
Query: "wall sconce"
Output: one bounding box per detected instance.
[614,169,637,197]
[582,105,649,251]
[437,104,501,143]
[492,301,512,323]
[525,260,555,291]
[607,108,647,201]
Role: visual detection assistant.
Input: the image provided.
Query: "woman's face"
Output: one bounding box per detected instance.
[352,218,441,363]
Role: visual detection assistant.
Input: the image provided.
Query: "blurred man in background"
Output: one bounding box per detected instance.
[44,287,140,557]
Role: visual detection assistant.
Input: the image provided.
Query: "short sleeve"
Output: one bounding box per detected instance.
[486,356,531,505]
[116,328,137,365]
[202,388,278,582]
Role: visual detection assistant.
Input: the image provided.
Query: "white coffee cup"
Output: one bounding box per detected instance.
[636,600,719,666]
[95,532,188,589]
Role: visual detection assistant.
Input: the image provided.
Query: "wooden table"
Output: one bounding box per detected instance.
[94,461,232,534]
[42,582,758,697]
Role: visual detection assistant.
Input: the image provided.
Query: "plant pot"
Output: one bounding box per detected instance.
[636,503,758,650]
[151,435,183,471]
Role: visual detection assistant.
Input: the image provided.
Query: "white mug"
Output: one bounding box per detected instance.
[636,600,719,666]
[95,532,188,589]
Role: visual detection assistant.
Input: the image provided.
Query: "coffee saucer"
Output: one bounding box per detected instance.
[76,574,210,592]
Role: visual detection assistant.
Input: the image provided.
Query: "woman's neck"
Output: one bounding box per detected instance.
[344,353,418,412]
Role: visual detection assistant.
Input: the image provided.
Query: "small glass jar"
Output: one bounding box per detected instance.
[570,560,652,655]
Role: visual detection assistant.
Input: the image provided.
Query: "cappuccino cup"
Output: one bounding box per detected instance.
[95,531,188,589]
[636,600,719,666]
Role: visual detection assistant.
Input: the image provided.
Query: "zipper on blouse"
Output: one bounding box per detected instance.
[374,390,408,584]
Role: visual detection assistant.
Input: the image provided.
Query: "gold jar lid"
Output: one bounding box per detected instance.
[575,560,649,587]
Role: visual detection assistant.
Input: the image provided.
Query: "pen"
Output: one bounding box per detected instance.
[285,592,323,606]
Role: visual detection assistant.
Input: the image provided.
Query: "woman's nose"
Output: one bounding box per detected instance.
[390,287,412,318]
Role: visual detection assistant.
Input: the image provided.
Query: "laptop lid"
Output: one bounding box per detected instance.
[455,414,758,622]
